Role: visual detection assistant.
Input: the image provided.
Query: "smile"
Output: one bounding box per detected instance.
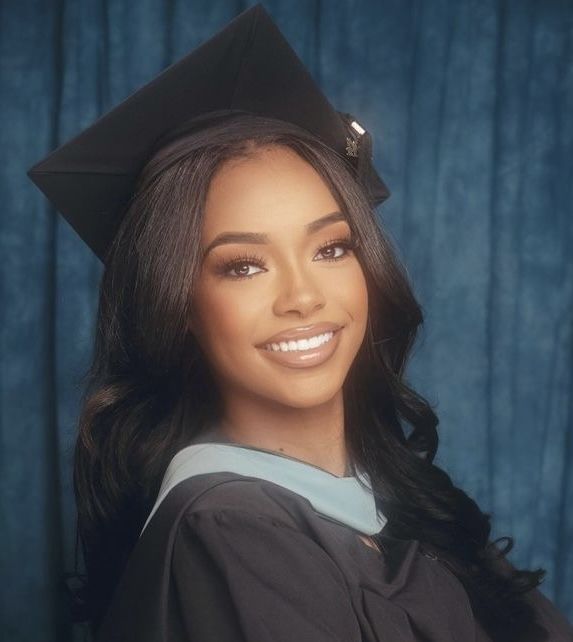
[263,331,334,352]
[257,328,343,369]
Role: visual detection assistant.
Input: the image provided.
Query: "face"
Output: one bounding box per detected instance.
[190,144,369,411]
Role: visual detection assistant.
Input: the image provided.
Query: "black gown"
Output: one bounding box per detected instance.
[94,466,573,642]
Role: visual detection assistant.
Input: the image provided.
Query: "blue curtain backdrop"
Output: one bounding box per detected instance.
[1,0,572,640]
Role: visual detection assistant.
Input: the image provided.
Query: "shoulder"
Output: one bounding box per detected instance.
[167,478,362,642]
[168,473,352,591]
[100,473,361,642]
[148,471,315,541]
[186,472,310,527]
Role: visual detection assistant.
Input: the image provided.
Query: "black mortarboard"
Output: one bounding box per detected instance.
[26,3,390,263]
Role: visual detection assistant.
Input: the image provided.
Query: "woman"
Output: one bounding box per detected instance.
[27,5,573,642]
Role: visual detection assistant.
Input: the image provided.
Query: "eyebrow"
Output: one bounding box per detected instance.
[202,211,348,258]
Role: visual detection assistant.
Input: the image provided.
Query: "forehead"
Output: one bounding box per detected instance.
[202,145,341,235]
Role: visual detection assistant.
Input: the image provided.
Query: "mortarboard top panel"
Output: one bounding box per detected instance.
[27,2,389,263]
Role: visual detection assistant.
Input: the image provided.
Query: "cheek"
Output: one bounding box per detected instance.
[329,264,369,321]
[193,278,261,348]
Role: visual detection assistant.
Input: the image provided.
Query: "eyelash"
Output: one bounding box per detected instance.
[215,236,358,281]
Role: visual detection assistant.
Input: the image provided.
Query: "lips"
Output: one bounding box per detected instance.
[256,322,343,348]
[257,324,344,369]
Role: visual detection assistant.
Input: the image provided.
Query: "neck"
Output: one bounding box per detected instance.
[217,390,350,477]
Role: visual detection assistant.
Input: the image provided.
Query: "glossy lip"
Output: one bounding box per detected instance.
[255,322,343,347]
[256,326,344,369]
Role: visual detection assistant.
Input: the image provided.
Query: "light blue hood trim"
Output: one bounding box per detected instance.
[140,429,387,538]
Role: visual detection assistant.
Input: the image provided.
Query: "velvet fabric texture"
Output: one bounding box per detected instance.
[2,1,572,641]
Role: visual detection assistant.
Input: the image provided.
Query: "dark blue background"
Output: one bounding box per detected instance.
[1,1,572,640]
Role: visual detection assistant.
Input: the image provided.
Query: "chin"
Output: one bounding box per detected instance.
[264,378,346,409]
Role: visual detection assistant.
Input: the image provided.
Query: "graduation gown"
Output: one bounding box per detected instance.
[95,426,573,642]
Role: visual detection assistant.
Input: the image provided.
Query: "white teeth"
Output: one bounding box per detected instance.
[266,331,335,352]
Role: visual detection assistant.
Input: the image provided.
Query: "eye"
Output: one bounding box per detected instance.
[215,252,266,281]
[314,237,357,262]
[216,236,358,281]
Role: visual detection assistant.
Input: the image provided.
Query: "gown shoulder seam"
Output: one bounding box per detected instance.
[182,504,305,534]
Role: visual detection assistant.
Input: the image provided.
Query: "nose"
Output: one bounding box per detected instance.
[272,260,326,318]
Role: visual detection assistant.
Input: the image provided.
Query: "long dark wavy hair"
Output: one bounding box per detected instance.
[66,112,547,641]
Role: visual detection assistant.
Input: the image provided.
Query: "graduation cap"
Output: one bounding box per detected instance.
[27,2,390,264]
